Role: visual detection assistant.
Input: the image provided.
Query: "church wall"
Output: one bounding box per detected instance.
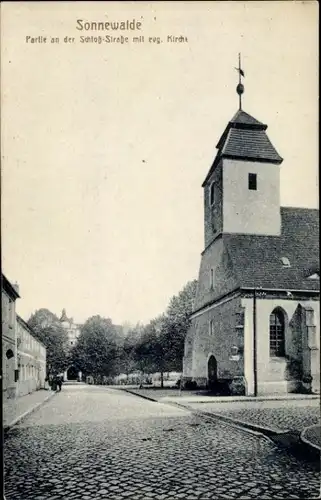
[190,295,244,385]
[242,296,319,395]
[193,238,238,312]
[223,159,281,236]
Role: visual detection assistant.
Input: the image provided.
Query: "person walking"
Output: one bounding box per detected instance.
[56,375,62,392]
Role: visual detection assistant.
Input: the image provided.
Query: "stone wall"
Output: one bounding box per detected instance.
[187,295,244,386]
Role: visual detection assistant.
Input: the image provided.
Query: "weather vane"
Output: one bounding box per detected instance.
[235,53,245,110]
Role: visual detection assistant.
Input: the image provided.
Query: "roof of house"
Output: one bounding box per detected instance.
[225,207,319,292]
[203,109,283,186]
[16,314,47,348]
[1,274,20,299]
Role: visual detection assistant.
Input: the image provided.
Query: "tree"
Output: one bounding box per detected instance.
[118,324,144,379]
[164,279,198,372]
[28,309,69,375]
[70,315,120,380]
[133,316,169,388]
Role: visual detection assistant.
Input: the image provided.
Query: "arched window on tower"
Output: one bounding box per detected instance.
[209,182,215,206]
[269,308,285,357]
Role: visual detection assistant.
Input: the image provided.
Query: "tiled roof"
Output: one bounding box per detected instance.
[221,128,283,163]
[224,207,319,291]
[203,108,282,186]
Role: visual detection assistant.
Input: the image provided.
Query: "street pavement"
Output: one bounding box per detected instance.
[4,384,320,500]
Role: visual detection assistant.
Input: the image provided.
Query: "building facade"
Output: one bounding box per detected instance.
[60,309,83,381]
[2,275,20,399]
[60,309,81,348]
[16,315,46,396]
[183,93,319,396]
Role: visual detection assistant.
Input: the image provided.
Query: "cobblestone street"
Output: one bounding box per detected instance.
[4,385,320,500]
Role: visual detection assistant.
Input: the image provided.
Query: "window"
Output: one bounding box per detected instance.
[248,173,257,190]
[8,299,14,329]
[209,182,215,205]
[6,349,14,360]
[209,320,214,336]
[281,257,291,268]
[210,268,214,289]
[269,309,285,357]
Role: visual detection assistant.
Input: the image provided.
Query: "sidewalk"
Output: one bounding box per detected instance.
[301,425,321,451]
[3,389,56,431]
[159,394,320,404]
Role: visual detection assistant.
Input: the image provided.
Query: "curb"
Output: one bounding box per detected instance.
[118,388,320,462]
[121,388,158,402]
[195,409,287,437]
[300,425,321,455]
[4,391,57,437]
[168,400,285,436]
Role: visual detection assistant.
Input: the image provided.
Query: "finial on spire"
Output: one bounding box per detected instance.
[235,53,245,110]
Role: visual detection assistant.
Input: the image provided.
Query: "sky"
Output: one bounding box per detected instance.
[1,1,319,326]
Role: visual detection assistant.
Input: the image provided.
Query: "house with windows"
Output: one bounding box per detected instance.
[16,315,46,396]
[2,275,20,399]
[183,84,319,395]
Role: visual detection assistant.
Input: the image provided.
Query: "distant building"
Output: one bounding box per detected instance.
[183,79,319,395]
[16,315,46,396]
[59,309,83,381]
[59,309,81,348]
[2,275,20,399]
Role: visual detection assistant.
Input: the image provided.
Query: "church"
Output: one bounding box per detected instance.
[182,68,319,396]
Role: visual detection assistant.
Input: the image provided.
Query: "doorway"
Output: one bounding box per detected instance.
[208,355,218,390]
[67,366,79,381]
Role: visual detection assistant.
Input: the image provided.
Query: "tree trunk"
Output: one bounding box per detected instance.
[160,370,164,389]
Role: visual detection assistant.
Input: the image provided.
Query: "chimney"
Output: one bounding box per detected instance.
[13,282,20,295]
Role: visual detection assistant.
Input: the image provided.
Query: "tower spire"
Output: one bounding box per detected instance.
[235,53,245,110]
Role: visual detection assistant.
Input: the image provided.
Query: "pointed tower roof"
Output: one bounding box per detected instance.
[202,109,283,186]
[60,309,69,322]
[230,109,265,126]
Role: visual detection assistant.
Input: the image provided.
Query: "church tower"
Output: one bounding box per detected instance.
[203,57,283,248]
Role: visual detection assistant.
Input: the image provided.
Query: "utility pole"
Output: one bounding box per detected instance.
[253,288,258,397]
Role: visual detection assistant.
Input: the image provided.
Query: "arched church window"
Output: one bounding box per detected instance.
[209,182,215,206]
[269,308,285,357]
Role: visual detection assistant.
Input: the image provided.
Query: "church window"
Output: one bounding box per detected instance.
[209,182,215,205]
[248,173,257,190]
[210,268,214,289]
[209,320,214,336]
[281,257,291,267]
[269,308,285,357]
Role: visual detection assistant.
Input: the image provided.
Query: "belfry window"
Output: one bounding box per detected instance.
[269,308,285,357]
[248,173,257,190]
[210,268,214,289]
[209,182,215,206]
